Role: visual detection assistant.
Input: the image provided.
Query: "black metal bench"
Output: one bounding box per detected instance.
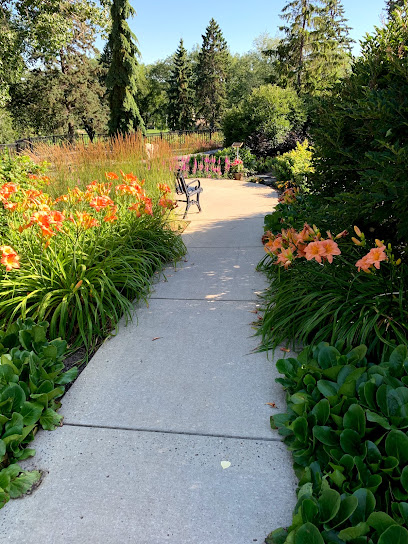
[175,170,203,219]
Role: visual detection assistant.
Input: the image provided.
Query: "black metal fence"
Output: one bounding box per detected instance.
[0,129,223,154]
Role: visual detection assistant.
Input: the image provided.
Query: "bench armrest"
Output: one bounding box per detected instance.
[186,178,201,189]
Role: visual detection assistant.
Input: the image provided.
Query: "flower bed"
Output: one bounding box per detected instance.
[0,151,185,351]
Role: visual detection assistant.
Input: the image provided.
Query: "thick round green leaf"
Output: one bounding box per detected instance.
[367,511,398,535]
[398,503,408,526]
[313,426,339,446]
[346,345,367,364]
[350,488,376,524]
[317,380,339,399]
[312,399,330,426]
[292,417,309,443]
[39,409,63,431]
[366,410,391,430]
[338,522,369,540]
[343,404,366,437]
[0,384,26,413]
[390,345,408,366]
[294,523,324,544]
[331,495,358,529]
[378,525,408,544]
[401,466,408,492]
[318,346,341,369]
[302,499,319,524]
[363,381,378,411]
[366,440,382,464]
[9,470,41,499]
[318,488,341,523]
[385,430,408,465]
[20,401,43,426]
[340,429,362,455]
[0,439,6,459]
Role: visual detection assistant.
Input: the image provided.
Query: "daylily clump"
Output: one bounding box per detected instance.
[0,169,178,272]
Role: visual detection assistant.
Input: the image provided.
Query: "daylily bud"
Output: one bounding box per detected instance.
[375,239,384,247]
[395,258,401,266]
[353,225,362,237]
[351,237,362,246]
[74,280,83,290]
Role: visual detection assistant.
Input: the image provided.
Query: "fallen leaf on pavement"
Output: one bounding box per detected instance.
[280,347,290,352]
[266,403,277,408]
[152,337,161,341]
[221,461,231,469]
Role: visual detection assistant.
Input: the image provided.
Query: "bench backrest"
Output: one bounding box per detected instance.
[175,170,188,195]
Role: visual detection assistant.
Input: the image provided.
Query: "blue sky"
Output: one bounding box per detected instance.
[114,0,388,65]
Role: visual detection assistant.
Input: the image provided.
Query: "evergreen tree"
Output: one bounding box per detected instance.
[310,0,353,92]
[195,19,229,129]
[105,0,145,135]
[386,0,405,16]
[168,39,194,130]
[273,0,352,95]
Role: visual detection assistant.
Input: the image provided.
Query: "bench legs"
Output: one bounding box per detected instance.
[183,193,202,219]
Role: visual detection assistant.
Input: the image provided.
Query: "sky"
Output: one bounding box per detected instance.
[112,0,389,65]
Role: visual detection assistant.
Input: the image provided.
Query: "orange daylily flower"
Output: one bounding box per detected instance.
[356,255,372,273]
[1,252,20,271]
[105,172,119,180]
[366,245,387,269]
[89,195,114,212]
[158,183,171,194]
[304,241,325,263]
[319,239,341,263]
[276,248,295,268]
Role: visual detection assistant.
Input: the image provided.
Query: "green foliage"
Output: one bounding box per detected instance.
[310,6,408,243]
[272,0,352,95]
[0,215,185,351]
[222,84,306,150]
[167,39,194,130]
[226,34,278,108]
[195,18,229,130]
[9,59,108,139]
[271,140,314,187]
[138,59,172,130]
[0,318,77,508]
[105,0,146,135]
[257,217,407,361]
[215,146,257,172]
[267,342,408,543]
[0,110,16,144]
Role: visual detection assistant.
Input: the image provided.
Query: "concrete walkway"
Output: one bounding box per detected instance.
[1,178,297,544]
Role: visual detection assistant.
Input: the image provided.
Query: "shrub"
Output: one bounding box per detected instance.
[222,85,307,154]
[310,7,408,245]
[0,318,77,508]
[271,140,314,189]
[267,342,408,543]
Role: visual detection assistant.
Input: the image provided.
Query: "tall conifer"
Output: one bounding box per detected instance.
[105,0,145,135]
[168,39,194,130]
[195,19,229,130]
[386,0,405,16]
[274,0,352,94]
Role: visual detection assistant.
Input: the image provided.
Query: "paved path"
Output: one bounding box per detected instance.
[1,178,297,544]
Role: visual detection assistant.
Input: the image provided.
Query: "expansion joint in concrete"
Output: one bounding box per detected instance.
[63,422,283,443]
